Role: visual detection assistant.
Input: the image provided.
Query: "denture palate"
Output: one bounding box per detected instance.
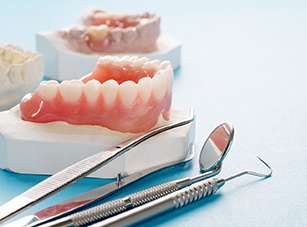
[58,9,160,54]
[20,56,174,133]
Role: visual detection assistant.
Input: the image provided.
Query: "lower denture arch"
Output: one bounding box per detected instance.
[20,56,173,133]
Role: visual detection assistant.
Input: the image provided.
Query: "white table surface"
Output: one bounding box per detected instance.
[0,1,307,226]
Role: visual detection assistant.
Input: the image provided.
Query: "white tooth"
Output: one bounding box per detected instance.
[98,55,113,65]
[130,56,138,61]
[8,65,22,84]
[22,61,34,82]
[12,51,27,64]
[164,68,174,94]
[111,58,122,67]
[25,50,34,58]
[143,61,155,70]
[13,45,22,52]
[4,48,13,61]
[121,55,131,59]
[22,50,29,57]
[70,79,83,85]
[138,77,152,102]
[88,24,109,40]
[101,79,118,105]
[139,57,149,63]
[0,66,7,86]
[152,72,167,100]
[120,58,132,66]
[59,80,83,103]
[0,45,5,54]
[132,59,143,67]
[22,55,43,83]
[159,60,172,70]
[47,80,59,85]
[111,56,119,61]
[84,79,101,104]
[40,81,48,85]
[151,59,160,66]
[119,80,138,107]
[37,80,59,101]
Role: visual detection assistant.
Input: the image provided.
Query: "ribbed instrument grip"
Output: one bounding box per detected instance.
[173,178,218,209]
[71,181,179,226]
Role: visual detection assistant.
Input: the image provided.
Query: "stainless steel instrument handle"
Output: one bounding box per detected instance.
[0,108,194,224]
[88,178,218,227]
[88,157,273,227]
[2,144,194,227]
[45,182,179,227]
[39,153,221,227]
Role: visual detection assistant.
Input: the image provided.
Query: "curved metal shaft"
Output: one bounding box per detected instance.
[217,156,272,186]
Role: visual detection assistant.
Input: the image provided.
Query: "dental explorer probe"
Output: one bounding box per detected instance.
[87,157,272,227]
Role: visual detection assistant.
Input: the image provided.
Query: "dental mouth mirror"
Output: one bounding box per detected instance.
[39,123,235,227]
[199,122,234,172]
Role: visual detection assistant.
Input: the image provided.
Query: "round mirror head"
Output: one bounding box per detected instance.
[199,122,234,172]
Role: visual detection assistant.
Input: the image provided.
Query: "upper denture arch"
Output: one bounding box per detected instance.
[59,9,160,54]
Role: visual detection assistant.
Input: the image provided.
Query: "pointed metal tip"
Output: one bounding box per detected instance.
[256,156,273,177]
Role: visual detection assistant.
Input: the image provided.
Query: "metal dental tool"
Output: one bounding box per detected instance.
[89,157,272,227]
[2,145,194,227]
[38,122,234,227]
[0,108,194,224]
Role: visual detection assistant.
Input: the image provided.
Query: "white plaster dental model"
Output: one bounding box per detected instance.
[0,43,43,111]
[0,106,194,178]
[0,56,194,178]
[36,8,181,80]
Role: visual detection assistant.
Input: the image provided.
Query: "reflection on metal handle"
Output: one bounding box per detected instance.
[89,178,218,227]
[38,182,179,227]
[40,168,219,227]
[71,182,179,226]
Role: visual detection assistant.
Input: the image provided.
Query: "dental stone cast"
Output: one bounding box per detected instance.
[57,9,160,54]
[20,56,173,133]
[0,43,43,111]
[0,106,194,178]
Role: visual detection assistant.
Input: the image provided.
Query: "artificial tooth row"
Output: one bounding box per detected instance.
[37,71,173,107]
[98,55,172,70]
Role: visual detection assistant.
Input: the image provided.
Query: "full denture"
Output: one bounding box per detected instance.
[20,56,173,133]
[57,9,160,54]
